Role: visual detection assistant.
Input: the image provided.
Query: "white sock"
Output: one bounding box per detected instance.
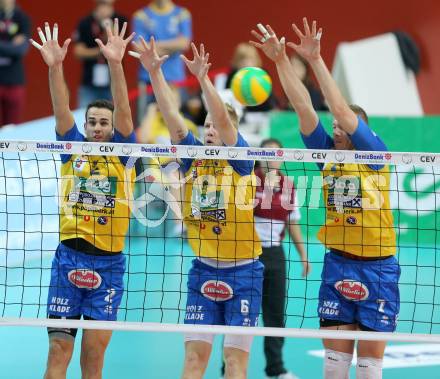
[324,349,353,379]
[356,357,383,379]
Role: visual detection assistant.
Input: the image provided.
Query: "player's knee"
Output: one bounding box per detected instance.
[184,349,209,369]
[356,357,383,379]
[223,347,248,378]
[324,349,353,379]
[224,355,246,377]
[80,347,105,376]
[47,338,73,369]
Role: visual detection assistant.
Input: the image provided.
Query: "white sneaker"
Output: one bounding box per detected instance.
[266,372,299,379]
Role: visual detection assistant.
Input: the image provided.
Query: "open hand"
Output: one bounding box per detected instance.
[287,17,322,62]
[128,36,169,72]
[250,23,287,63]
[180,43,211,80]
[95,18,135,64]
[30,22,71,67]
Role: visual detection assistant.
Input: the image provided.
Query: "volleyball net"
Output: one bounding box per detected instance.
[0,140,439,342]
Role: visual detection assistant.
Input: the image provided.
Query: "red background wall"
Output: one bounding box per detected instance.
[19,0,440,121]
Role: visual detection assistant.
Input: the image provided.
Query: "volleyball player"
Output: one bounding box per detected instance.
[220,138,311,379]
[30,20,135,379]
[251,20,399,379]
[130,37,263,379]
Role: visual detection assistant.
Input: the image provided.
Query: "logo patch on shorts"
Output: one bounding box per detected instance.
[335,280,369,301]
[201,280,233,301]
[68,269,102,289]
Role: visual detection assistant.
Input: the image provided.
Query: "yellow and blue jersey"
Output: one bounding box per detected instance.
[133,3,192,83]
[179,131,262,261]
[57,124,136,253]
[302,117,396,257]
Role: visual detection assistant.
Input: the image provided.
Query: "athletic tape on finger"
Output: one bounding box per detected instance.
[38,29,47,44]
[128,51,141,59]
[53,25,58,41]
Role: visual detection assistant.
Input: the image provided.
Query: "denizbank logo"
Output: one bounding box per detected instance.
[141,146,171,156]
[247,150,276,157]
[354,152,385,161]
[36,142,71,151]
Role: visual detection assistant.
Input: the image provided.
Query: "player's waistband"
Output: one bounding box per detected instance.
[197,257,258,269]
[330,249,393,262]
[62,238,122,256]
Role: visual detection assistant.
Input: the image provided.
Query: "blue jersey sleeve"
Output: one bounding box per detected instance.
[228,132,253,176]
[349,117,387,151]
[56,123,85,164]
[179,8,192,39]
[178,131,203,173]
[132,10,150,40]
[349,117,387,170]
[301,120,334,150]
[301,120,333,170]
[113,129,137,167]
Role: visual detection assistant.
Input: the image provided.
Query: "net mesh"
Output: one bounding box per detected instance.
[0,140,439,339]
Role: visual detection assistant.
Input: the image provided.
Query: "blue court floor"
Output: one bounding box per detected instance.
[1,214,440,379]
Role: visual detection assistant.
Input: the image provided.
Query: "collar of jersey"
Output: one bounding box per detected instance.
[148,3,175,14]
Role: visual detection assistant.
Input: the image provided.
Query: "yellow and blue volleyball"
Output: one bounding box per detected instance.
[231,67,272,106]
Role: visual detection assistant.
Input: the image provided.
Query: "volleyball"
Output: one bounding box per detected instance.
[231,67,272,106]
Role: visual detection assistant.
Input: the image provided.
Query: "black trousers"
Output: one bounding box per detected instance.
[221,245,287,377]
[260,245,288,376]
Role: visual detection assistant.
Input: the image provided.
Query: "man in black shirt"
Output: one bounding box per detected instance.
[73,0,127,108]
[0,0,30,126]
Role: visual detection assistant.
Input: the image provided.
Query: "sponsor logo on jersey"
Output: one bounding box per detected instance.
[212,226,222,235]
[335,280,369,301]
[97,216,108,225]
[68,269,102,289]
[346,216,357,225]
[73,156,87,172]
[201,280,233,301]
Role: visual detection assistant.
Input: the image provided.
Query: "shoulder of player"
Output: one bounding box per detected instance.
[133,8,149,22]
[176,7,192,20]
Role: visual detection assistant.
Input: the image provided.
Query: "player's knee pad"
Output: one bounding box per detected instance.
[356,357,383,379]
[47,314,81,340]
[184,332,215,346]
[324,349,353,379]
[223,334,254,353]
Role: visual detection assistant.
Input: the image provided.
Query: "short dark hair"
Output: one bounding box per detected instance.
[259,138,283,148]
[254,138,283,169]
[349,104,369,124]
[85,99,114,120]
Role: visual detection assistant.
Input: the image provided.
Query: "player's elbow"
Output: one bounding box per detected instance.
[180,37,190,51]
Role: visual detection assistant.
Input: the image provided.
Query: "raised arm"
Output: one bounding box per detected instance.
[155,36,190,56]
[95,19,135,137]
[182,43,237,146]
[288,221,311,278]
[288,18,358,134]
[250,24,319,136]
[30,23,74,136]
[129,36,188,143]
